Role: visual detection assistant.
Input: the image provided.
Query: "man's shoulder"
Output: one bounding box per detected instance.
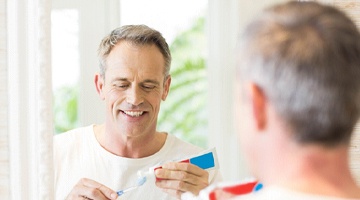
[54,125,92,141]
[53,125,94,153]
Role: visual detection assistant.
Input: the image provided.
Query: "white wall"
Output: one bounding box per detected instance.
[77,0,120,126]
[207,0,242,181]
[0,0,9,198]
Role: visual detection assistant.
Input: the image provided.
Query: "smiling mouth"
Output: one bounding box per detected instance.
[121,110,145,117]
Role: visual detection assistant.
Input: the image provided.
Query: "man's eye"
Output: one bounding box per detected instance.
[143,85,156,90]
[115,84,128,88]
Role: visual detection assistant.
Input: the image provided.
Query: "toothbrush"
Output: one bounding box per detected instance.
[117,176,147,196]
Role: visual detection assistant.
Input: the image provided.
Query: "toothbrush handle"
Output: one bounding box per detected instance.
[117,186,137,196]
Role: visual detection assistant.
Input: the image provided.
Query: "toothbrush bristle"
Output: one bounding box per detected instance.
[137,176,147,186]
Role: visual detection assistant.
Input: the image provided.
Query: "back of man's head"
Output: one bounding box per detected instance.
[237,1,360,147]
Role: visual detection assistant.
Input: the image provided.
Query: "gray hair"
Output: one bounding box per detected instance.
[98,25,171,78]
[237,1,360,147]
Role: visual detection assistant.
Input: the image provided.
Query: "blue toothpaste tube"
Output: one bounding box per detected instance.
[174,147,219,170]
[140,148,219,181]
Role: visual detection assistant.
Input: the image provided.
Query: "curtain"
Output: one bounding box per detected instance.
[0,0,9,198]
[5,0,54,199]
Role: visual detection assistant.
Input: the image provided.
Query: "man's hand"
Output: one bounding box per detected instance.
[66,178,118,200]
[155,162,209,199]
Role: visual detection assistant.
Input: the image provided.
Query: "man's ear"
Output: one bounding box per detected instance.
[94,73,105,100]
[162,75,171,101]
[249,83,267,130]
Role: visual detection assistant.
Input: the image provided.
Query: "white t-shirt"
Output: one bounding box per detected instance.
[54,125,220,200]
[230,186,359,200]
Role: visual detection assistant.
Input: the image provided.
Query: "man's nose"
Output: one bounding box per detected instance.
[126,86,144,106]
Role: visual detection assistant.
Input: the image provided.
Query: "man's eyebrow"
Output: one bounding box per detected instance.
[111,78,160,85]
[111,78,128,82]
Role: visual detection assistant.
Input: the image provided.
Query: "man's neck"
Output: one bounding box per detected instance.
[93,124,167,158]
[268,144,360,198]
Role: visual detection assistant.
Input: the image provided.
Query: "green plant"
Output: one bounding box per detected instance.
[53,85,79,134]
[158,17,208,148]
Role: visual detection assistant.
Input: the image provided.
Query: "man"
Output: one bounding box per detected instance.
[54,25,219,200]
[233,1,360,199]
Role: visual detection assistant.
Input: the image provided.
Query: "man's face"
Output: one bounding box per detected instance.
[98,41,170,137]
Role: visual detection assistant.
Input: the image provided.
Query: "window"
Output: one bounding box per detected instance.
[51,9,80,134]
[120,0,209,147]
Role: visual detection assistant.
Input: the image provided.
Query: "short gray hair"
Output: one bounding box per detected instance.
[237,1,360,147]
[98,25,171,78]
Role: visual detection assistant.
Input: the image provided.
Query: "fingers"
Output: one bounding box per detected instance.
[159,162,209,181]
[155,162,209,198]
[81,179,117,199]
[156,179,200,198]
[66,178,118,200]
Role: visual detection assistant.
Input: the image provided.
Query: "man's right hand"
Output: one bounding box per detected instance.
[66,178,118,200]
